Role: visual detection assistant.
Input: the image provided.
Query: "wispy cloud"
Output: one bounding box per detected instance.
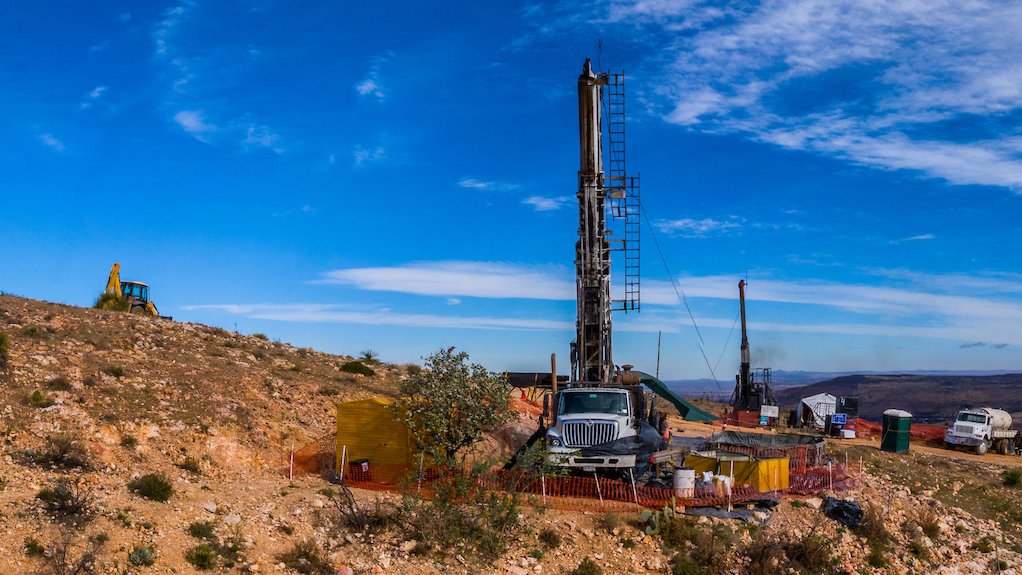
[355,53,392,101]
[594,0,1022,191]
[154,2,283,153]
[458,178,519,192]
[244,125,282,153]
[522,195,571,211]
[353,145,385,166]
[894,233,935,243]
[79,86,108,110]
[38,133,65,152]
[317,261,574,300]
[183,303,571,331]
[656,217,739,237]
[173,110,216,140]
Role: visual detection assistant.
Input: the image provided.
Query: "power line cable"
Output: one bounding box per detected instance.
[639,202,726,396]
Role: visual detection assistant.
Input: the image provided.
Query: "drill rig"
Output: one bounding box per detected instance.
[728,280,776,426]
[542,59,661,474]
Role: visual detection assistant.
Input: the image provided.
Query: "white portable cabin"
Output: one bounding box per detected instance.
[796,392,837,429]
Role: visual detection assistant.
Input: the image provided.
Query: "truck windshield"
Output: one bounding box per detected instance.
[559,392,628,416]
[957,413,987,424]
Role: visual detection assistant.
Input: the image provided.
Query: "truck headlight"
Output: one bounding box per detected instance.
[549,438,562,447]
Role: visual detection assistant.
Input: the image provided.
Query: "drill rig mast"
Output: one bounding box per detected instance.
[574,59,614,385]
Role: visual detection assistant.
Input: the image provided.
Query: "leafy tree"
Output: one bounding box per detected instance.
[393,346,513,461]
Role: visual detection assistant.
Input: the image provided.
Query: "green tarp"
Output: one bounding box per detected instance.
[636,371,718,422]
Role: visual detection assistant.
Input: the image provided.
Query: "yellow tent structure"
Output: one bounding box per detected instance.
[682,452,789,492]
[335,398,417,483]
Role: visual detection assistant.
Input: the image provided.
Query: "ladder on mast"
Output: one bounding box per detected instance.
[605,73,640,313]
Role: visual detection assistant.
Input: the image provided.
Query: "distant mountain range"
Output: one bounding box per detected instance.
[667,371,1022,423]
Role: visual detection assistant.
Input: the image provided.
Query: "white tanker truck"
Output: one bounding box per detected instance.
[944,407,1018,455]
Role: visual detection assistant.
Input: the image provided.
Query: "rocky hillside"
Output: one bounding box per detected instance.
[1,294,1021,575]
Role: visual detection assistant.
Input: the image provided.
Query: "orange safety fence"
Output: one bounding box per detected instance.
[289,447,862,512]
[852,418,947,444]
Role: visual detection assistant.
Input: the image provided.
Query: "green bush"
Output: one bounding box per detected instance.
[129,546,157,566]
[391,347,512,461]
[398,462,521,559]
[276,539,332,575]
[252,333,269,341]
[572,557,603,575]
[104,365,125,378]
[1003,468,1022,487]
[359,349,380,364]
[340,360,375,377]
[120,435,138,449]
[27,389,54,408]
[128,473,173,502]
[185,544,217,570]
[95,292,130,312]
[188,521,216,540]
[21,324,45,338]
[24,537,45,557]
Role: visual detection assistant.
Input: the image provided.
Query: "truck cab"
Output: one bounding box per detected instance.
[545,386,647,472]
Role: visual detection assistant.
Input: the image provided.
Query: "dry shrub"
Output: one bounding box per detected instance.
[745,523,836,575]
[323,484,392,533]
[37,480,95,523]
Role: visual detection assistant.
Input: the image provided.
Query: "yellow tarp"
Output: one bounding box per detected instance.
[335,398,416,482]
[682,454,789,492]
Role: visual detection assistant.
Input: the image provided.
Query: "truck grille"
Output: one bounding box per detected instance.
[954,424,974,434]
[562,420,618,448]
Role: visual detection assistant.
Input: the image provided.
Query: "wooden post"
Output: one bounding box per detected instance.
[593,471,604,507]
[541,474,547,506]
[550,353,558,394]
[628,468,639,509]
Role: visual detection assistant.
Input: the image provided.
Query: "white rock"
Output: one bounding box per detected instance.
[203,502,217,513]
[224,514,241,526]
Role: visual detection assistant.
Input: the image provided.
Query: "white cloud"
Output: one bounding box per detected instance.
[601,0,1022,191]
[244,125,282,153]
[458,178,519,191]
[447,298,462,305]
[656,217,739,237]
[897,233,935,242]
[79,86,108,110]
[355,53,392,101]
[317,261,575,300]
[38,133,65,152]
[523,196,571,211]
[182,303,571,331]
[173,110,216,140]
[353,145,385,166]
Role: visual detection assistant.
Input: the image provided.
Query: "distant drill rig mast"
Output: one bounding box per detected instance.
[572,59,641,386]
[730,280,777,423]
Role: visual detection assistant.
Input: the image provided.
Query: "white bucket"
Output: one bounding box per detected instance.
[673,467,696,498]
[840,429,856,439]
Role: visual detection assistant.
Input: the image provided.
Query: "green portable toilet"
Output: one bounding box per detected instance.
[881,409,913,453]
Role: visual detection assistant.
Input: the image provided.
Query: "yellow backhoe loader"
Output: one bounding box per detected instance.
[104,263,169,319]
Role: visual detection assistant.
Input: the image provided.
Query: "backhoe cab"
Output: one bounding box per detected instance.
[121,281,158,317]
[104,263,168,319]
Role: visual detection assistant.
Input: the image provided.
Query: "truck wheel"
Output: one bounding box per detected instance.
[997,439,1010,455]
[976,441,989,455]
[943,441,955,451]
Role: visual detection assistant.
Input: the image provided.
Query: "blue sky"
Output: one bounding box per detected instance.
[3,1,1022,381]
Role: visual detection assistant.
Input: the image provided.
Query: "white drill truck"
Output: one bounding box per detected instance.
[545,384,651,473]
[944,407,1017,455]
